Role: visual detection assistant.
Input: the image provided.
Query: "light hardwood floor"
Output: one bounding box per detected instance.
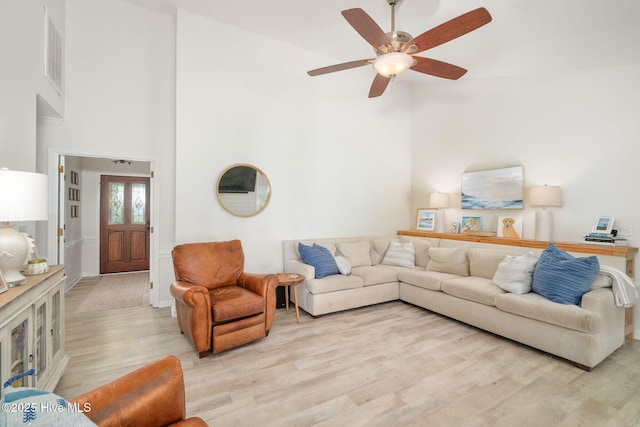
[55,280,640,427]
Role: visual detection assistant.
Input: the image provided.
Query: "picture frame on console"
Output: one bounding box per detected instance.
[461,216,482,233]
[416,209,436,231]
[592,216,615,234]
[497,215,523,239]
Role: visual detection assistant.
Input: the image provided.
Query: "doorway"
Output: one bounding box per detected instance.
[99,175,150,274]
[46,151,159,307]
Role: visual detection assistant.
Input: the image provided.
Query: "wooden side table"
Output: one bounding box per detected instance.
[276,273,304,323]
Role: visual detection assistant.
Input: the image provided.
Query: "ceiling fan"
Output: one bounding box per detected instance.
[307,1,492,98]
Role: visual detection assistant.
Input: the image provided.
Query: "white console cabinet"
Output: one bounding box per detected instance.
[0,265,69,391]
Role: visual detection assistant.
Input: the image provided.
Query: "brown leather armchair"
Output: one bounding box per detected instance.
[171,240,278,357]
[71,355,207,426]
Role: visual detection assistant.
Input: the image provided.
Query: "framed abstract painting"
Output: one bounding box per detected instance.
[461,166,524,209]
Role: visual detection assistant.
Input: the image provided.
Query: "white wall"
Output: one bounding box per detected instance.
[0,0,64,171]
[63,156,82,286]
[39,0,175,304]
[410,65,640,334]
[175,10,413,273]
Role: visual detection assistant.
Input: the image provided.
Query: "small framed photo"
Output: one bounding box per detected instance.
[0,270,8,294]
[461,216,482,233]
[497,215,523,239]
[592,216,615,234]
[416,209,436,231]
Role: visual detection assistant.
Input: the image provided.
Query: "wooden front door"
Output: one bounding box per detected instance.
[100,175,150,274]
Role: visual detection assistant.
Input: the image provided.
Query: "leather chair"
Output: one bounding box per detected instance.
[71,355,207,426]
[170,240,278,357]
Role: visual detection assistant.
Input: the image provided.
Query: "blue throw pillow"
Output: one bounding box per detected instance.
[531,243,599,305]
[1,387,96,426]
[298,243,339,279]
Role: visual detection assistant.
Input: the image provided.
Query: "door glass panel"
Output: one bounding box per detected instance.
[11,319,29,387]
[109,182,125,224]
[131,183,146,224]
[36,302,47,376]
[52,290,61,356]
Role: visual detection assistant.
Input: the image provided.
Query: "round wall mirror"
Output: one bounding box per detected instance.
[216,164,271,217]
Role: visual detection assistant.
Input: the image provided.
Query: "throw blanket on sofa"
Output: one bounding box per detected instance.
[600,265,639,308]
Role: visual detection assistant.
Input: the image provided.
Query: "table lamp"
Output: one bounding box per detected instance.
[0,168,48,285]
[529,185,562,241]
[429,192,450,233]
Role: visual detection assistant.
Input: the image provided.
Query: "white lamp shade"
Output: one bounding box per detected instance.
[429,192,450,209]
[0,169,49,221]
[529,185,562,208]
[0,169,48,285]
[373,52,414,78]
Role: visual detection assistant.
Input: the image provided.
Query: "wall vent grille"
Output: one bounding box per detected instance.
[44,7,63,95]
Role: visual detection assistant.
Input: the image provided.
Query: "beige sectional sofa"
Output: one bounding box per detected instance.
[282,235,628,370]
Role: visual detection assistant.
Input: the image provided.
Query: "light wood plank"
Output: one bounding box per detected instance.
[55,280,640,426]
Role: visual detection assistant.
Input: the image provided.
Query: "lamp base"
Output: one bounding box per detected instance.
[0,224,30,286]
[2,269,27,286]
[535,209,553,242]
[434,210,445,234]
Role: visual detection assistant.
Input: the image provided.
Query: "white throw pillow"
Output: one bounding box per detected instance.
[334,256,352,276]
[493,252,539,294]
[382,241,416,268]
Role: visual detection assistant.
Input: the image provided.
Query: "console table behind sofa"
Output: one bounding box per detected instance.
[398,230,638,340]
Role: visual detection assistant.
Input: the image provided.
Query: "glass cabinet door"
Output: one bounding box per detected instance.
[36,300,47,377]
[51,289,61,359]
[10,315,31,387]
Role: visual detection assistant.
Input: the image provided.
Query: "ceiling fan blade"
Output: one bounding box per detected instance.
[342,8,390,51]
[411,57,467,80]
[307,59,372,76]
[368,74,391,98]
[402,7,492,54]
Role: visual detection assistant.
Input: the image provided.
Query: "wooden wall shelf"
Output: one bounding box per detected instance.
[398,230,637,262]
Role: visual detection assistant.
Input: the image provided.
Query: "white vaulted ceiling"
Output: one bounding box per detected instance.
[121,0,640,83]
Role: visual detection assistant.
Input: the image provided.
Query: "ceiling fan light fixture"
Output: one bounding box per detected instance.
[373,52,414,78]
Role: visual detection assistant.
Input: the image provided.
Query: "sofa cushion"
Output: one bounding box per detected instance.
[441,276,505,306]
[352,265,399,287]
[495,292,600,333]
[334,256,351,276]
[371,239,393,265]
[468,248,512,279]
[398,269,453,291]
[337,241,372,267]
[382,240,416,268]
[590,273,613,289]
[307,274,364,294]
[493,252,539,294]
[532,243,600,305]
[298,243,339,279]
[209,286,265,323]
[426,247,469,276]
[399,237,433,268]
